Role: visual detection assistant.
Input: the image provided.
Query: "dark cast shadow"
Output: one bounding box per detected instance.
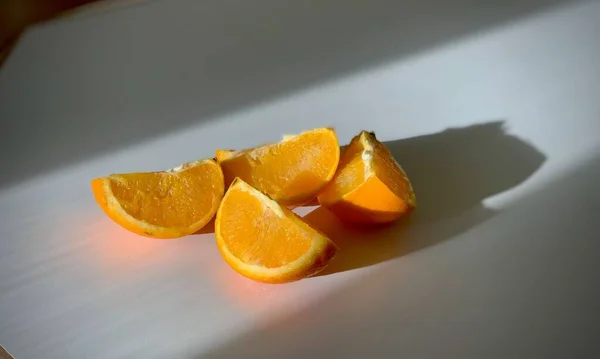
[304,121,546,276]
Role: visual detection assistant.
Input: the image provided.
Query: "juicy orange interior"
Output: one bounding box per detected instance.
[218,181,314,268]
[108,162,222,228]
[220,128,339,203]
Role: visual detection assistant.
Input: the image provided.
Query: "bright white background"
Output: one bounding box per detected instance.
[1,0,599,358]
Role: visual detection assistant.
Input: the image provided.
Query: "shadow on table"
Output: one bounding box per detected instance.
[197,157,600,359]
[196,154,600,359]
[0,0,572,190]
[304,121,546,276]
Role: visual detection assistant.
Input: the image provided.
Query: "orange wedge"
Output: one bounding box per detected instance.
[215,178,337,283]
[317,131,416,224]
[91,159,224,239]
[217,128,340,206]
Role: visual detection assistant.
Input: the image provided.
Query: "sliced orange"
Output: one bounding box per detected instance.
[317,131,416,224]
[217,128,340,207]
[91,159,224,239]
[215,178,337,283]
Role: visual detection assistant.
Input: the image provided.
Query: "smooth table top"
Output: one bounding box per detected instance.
[1,0,600,358]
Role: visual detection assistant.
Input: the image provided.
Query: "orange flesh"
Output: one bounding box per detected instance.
[219,128,340,206]
[218,185,312,268]
[215,178,337,283]
[215,149,235,162]
[91,159,224,238]
[318,131,416,224]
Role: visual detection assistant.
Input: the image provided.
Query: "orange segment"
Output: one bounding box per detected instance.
[91,159,224,239]
[218,128,340,206]
[318,131,416,224]
[215,178,337,283]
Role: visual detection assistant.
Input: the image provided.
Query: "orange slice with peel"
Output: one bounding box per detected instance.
[217,128,340,207]
[91,159,224,239]
[215,178,337,283]
[317,131,416,224]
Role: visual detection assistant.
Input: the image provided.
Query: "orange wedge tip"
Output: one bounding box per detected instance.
[215,149,236,162]
[215,178,338,283]
[318,131,416,224]
[91,159,224,239]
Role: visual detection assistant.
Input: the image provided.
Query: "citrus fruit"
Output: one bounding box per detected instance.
[91,159,224,239]
[317,131,416,224]
[217,128,340,206]
[215,178,337,283]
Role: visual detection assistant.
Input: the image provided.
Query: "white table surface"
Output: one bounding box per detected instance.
[1,0,600,358]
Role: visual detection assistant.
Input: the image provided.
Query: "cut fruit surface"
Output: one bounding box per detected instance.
[218,128,340,206]
[215,178,337,283]
[318,131,416,224]
[91,159,224,239]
